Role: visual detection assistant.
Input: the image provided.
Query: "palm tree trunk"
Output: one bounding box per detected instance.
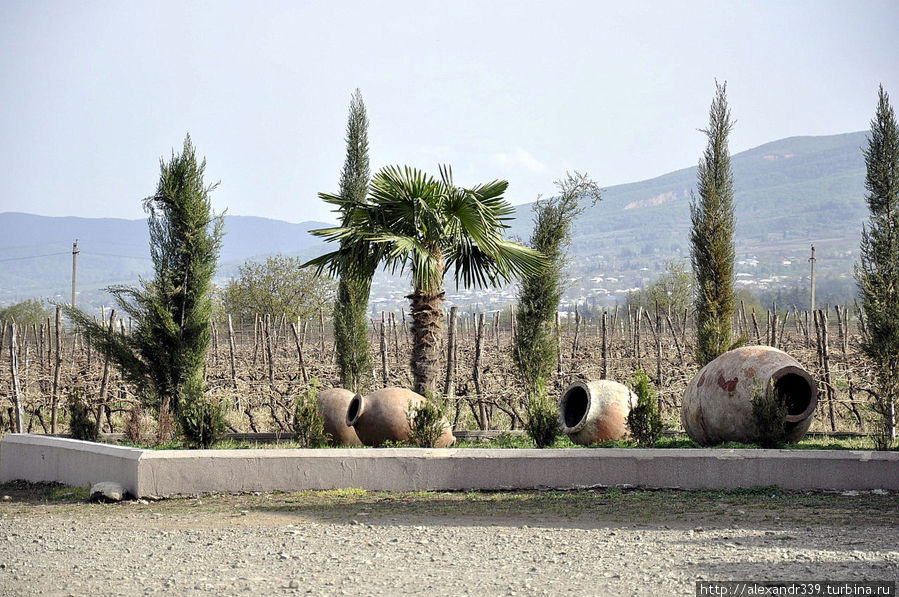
[408,288,445,398]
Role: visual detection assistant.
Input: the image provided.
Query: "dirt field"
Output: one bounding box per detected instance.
[1,483,896,596]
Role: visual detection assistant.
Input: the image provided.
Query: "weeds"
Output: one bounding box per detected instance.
[179,391,227,449]
[66,388,98,442]
[407,396,448,448]
[627,367,664,446]
[293,379,327,448]
[751,380,787,448]
[524,382,561,449]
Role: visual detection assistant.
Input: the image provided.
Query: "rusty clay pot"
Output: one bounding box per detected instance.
[681,345,818,446]
[560,380,636,445]
[346,387,455,447]
[317,388,362,447]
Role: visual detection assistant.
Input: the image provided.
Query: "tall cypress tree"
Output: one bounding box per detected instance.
[330,89,375,393]
[690,81,737,367]
[66,135,225,446]
[856,85,899,449]
[513,172,600,399]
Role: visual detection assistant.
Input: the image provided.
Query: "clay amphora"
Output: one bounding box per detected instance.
[317,388,362,446]
[346,387,455,447]
[681,345,817,446]
[560,380,636,445]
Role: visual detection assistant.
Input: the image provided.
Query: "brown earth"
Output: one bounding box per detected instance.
[1,483,896,596]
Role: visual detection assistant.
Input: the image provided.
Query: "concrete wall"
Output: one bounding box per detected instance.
[2,434,897,497]
[0,435,142,495]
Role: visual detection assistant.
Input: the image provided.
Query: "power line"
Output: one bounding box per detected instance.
[0,252,69,263]
[81,251,152,261]
[0,242,72,252]
[0,251,153,263]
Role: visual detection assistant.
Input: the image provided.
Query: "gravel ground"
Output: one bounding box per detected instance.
[0,486,897,596]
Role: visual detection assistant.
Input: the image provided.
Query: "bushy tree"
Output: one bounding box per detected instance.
[627,260,693,315]
[690,81,738,366]
[0,299,49,327]
[513,172,601,398]
[220,254,335,324]
[65,135,224,446]
[856,85,899,449]
[734,288,764,317]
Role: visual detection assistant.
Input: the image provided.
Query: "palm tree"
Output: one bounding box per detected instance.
[309,165,545,397]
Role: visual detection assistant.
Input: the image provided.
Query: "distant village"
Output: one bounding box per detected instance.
[365,246,855,317]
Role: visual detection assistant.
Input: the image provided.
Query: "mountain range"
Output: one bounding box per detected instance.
[0,130,869,311]
[0,214,329,307]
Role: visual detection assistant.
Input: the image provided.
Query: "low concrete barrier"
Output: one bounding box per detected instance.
[0,435,142,492]
[2,434,897,497]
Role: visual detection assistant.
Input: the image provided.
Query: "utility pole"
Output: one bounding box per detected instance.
[71,239,79,307]
[809,244,816,315]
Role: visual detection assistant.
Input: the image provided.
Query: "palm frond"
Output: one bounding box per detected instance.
[301,249,345,276]
[321,162,544,293]
[368,232,441,291]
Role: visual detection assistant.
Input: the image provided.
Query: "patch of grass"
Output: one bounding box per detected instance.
[5,481,897,530]
[716,441,760,449]
[112,437,332,450]
[455,433,577,449]
[103,432,890,451]
[0,481,90,502]
[790,436,883,450]
[656,437,703,448]
[252,486,897,526]
[318,488,368,500]
[45,485,91,501]
[485,432,534,449]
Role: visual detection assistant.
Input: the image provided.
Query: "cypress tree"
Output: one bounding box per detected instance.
[514,172,600,398]
[331,89,375,393]
[690,81,737,367]
[66,135,225,446]
[856,85,899,449]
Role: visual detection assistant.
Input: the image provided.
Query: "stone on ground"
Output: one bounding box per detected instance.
[89,482,127,503]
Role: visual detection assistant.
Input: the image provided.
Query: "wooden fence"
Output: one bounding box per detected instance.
[0,301,881,437]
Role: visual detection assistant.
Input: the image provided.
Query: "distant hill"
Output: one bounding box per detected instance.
[0,214,330,307]
[0,131,870,311]
[506,131,867,305]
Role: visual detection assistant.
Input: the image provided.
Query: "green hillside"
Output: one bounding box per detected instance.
[507,131,868,305]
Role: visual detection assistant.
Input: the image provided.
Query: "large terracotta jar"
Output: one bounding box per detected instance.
[317,388,362,446]
[346,387,455,447]
[681,345,818,446]
[560,380,636,445]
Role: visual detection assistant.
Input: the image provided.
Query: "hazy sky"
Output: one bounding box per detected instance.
[1,0,897,224]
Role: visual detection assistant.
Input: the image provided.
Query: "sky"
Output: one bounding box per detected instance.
[1,0,897,225]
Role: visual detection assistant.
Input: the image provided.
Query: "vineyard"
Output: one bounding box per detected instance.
[0,300,878,441]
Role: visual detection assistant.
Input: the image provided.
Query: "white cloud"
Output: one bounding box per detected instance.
[491,147,549,174]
